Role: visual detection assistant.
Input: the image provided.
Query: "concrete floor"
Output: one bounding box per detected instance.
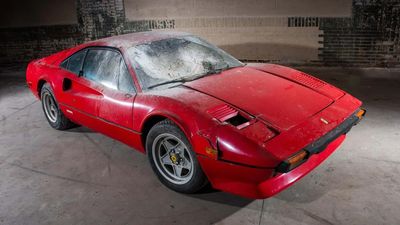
[0,67,399,225]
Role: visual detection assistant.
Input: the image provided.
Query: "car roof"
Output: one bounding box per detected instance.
[85,30,191,49]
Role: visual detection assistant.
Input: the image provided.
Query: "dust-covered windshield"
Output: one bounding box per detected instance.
[127,36,244,89]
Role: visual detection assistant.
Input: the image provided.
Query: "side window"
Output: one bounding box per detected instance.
[82,48,135,93]
[82,49,120,90]
[62,50,86,74]
[118,59,135,93]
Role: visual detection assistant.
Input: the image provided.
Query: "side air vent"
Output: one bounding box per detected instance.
[62,78,72,91]
[291,72,326,89]
[225,114,251,129]
[208,105,238,122]
[207,105,251,129]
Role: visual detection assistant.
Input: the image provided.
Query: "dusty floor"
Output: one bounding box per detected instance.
[0,67,399,225]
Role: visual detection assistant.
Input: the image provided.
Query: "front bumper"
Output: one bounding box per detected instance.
[198,108,365,199]
[304,109,365,154]
[198,134,346,199]
[257,134,346,198]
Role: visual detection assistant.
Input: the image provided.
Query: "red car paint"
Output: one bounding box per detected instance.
[26,31,363,199]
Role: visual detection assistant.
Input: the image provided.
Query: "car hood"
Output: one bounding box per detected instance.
[184,66,333,131]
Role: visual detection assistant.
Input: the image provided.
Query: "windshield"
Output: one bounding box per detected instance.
[127,35,244,89]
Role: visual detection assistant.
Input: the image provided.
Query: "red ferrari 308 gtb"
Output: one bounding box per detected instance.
[26,31,365,199]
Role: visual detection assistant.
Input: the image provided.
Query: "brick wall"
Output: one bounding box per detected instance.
[0,25,83,69]
[0,0,398,69]
[77,0,125,41]
[319,0,400,67]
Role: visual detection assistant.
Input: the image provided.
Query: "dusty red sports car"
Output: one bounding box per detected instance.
[26,31,365,199]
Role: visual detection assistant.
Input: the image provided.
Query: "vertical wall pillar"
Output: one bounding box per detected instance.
[77,0,125,41]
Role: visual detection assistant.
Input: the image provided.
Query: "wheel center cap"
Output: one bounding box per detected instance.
[170,153,180,164]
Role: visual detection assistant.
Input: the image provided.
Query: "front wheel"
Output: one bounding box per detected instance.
[146,120,208,193]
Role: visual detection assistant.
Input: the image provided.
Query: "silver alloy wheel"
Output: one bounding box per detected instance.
[42,92,58,123]
[152,133,194,185]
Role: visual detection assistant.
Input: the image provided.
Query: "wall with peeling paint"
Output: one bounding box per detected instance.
[122,0,351,64]
[124,0,352,19]
[0,0,399,68]
[123,0,399,66]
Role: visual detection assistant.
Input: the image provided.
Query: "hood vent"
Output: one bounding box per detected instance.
[291,72,326,89]
[208,105,238,122]
[207,105,251,129]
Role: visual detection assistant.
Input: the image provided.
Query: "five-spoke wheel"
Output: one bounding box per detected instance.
[40,83,76,130]
[42,91,58,123]
[146,120,208,193]
[152,134,194,185]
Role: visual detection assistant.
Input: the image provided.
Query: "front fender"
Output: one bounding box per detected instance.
[248,63,344,100]
[133,89,221,157]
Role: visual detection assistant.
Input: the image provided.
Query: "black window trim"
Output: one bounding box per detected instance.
[60,46,137,94]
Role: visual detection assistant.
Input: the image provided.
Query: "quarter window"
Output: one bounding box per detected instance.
[61,50,86,75]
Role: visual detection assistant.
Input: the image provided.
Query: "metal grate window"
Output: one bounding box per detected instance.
[288,17,319,27]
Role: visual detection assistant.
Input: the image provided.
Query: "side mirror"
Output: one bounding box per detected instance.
[78,70,84,77]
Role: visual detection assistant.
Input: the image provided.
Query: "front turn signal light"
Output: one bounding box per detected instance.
[276,150,309,173]
[356,108,366,120]
[205,147,218,160]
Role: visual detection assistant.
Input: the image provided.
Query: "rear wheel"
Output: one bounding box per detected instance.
[41,83,76,130]
[146,120,208,193]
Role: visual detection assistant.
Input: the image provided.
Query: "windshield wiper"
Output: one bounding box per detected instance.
[193,64,241,80]
[147,78,189,89]
[205,63,230,75]
[146,67,224,89]
[147,64,243,89]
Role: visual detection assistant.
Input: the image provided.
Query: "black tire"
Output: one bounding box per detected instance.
[40,83,77,130]
[146,119,208,193]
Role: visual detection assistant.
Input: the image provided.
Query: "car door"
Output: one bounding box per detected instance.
[82,48,136,128]
[80,48,138,145]
[58,48,102,126]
